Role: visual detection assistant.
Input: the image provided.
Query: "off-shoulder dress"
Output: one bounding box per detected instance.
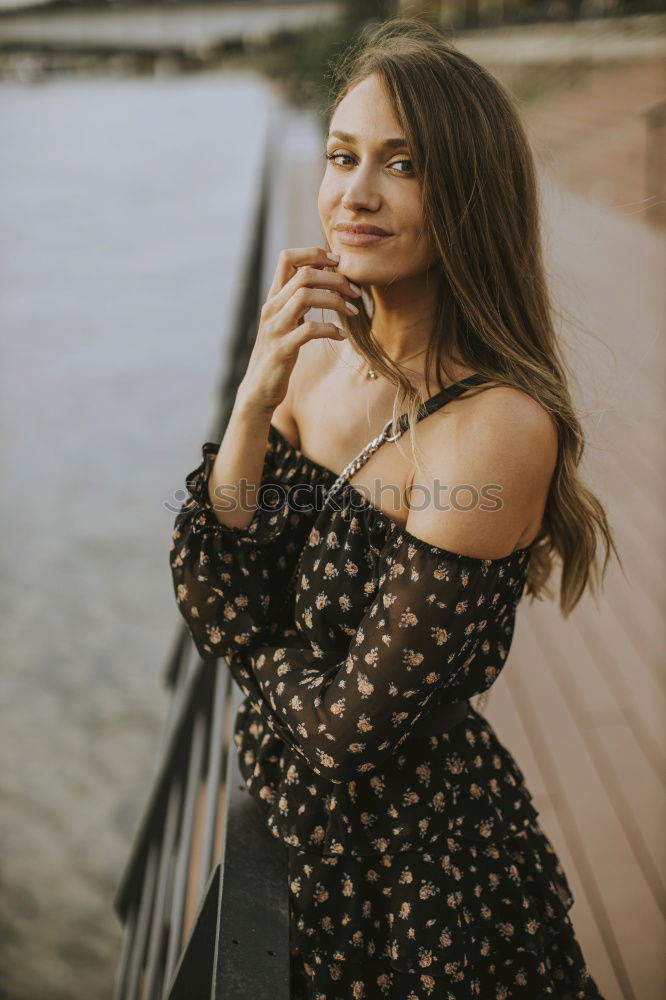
[170,374,605,999]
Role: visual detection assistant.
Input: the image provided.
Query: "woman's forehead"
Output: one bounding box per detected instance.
[330,77,402,142]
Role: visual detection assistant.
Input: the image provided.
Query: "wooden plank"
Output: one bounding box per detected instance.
[594,562,665,693]
[573,597,665,779]
[526,599,665,907]
[512,611,663,998]
[525,594,618,719]
[577,492,663,623]
[594,719,666,896]
[602,444,663,539]
[527,594,666,785]
[486,675,623,997]
[510,618,635,998]
[583,451,661,579]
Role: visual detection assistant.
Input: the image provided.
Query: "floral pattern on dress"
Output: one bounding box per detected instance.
[169,423,605,998]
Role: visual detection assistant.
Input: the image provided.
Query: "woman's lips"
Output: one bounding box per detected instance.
[334,231,393,246]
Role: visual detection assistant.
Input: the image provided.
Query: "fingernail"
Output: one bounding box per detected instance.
[346,302,359,314]
[326,252,340,262]
[349,282,362,294]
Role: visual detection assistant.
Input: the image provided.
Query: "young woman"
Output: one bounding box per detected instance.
[170,18,619,999]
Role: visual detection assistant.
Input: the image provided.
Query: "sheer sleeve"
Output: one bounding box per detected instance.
[226,533,530,785]
[169,426,323,658]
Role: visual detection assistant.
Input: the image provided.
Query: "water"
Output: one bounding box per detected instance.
[0,67,278,1000]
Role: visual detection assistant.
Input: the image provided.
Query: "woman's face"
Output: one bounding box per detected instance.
[318,73,438,287]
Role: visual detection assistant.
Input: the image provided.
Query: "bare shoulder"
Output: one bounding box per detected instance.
[407,384,558,559]
[460,384,559,466]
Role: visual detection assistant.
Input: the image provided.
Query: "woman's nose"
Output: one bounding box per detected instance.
[341,176,380,212]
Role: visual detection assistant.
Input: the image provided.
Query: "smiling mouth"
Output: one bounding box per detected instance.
[334,224,392,235]
[334,229,393,246]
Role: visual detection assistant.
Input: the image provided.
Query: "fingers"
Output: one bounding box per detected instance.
[260,247,364,350]
[280,286,360,331]
[283,320,347,349]
[266,246,343,300]
[270,263,362,320]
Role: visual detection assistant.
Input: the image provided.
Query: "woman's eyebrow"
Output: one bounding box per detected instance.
[327,129,408,148]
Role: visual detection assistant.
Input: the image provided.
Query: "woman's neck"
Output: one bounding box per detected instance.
[367,270,441,360]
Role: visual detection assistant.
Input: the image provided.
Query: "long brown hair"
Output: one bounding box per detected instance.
[321,17,622,617]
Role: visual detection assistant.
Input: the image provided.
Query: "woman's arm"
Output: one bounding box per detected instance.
[170,423,320,656]
[220,536,530,785]
[170,246,360,656]
[205,393,275,532]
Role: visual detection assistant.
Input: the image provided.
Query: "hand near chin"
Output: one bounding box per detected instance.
[237,246,362,415]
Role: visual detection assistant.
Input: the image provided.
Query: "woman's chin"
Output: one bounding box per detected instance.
[335,254,380,284]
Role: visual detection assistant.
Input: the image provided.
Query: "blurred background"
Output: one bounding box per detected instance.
[0,2,664,999]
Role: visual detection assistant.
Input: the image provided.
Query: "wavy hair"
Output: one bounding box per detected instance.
[321,17,622,617]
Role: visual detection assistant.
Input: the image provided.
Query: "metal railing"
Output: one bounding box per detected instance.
[112,130,290,1000]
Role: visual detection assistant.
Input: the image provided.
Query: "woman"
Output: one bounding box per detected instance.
[170,18,619,999]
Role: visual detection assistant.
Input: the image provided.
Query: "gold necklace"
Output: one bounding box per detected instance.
[365,344,428,380]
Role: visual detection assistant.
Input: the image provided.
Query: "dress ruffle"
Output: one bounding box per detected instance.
[183,431,326,547]
[234,699,541,857]
[288,818,604,998]
[170,432,326,658]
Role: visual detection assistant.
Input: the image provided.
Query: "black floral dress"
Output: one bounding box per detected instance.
[169,378,605,999]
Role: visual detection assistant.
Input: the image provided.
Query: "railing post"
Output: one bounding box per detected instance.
[163,709,207,984]
[142,779,184,1000]
[196,663,228,900]
[124,842,159,1000]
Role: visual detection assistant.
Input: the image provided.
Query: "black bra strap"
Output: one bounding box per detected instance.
[393,373,491,437]
[323,374,494,505]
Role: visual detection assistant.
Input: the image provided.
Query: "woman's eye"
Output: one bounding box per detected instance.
[325,152,353,167]
[324,152,414,175]
[390,159,414,175]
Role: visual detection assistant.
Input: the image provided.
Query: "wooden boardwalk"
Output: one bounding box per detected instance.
[492,167,665,999]
[522,55,666,232]
[274,78,665,996]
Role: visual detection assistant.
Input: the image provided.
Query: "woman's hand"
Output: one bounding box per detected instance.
[237,246,362,414]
